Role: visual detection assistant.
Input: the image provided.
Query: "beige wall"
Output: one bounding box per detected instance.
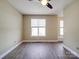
[23,15,58,40]
[64,0,79,54]
[0,0,23,55]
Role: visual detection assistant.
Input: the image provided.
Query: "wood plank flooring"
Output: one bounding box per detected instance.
[2,43,79,59]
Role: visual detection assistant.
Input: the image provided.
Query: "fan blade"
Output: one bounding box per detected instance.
[46,3,53,9]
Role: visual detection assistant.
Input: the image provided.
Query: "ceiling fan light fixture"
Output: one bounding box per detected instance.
[41,0,48,5]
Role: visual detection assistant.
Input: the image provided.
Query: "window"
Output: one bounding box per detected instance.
[31,19,46,36]
[60,20,64,35]
[59,20,64,38]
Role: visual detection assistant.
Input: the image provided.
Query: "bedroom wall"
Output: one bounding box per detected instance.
[23,15,58,41]
[0,0,23,56]
[63,0,79,54]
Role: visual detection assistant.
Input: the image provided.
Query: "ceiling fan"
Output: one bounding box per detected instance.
[39,0,53,9]
[29,0,53,9]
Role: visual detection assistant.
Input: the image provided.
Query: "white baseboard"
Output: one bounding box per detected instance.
[63,44,79,58]
[22,40,63,42]
[0,41,22,59]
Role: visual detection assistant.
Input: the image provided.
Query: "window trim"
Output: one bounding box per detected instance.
[31,19,46,37]
[58,19,64,39]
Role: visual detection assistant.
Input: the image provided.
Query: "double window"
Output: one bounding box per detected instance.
[31,19,46,36]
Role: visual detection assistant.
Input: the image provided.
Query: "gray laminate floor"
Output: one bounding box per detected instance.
[2,43,79,59]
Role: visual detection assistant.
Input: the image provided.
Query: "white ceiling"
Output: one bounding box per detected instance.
[8,0,75,15]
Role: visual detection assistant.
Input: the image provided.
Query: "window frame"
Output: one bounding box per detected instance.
[58,19,64,39]
[31,19,46,37]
